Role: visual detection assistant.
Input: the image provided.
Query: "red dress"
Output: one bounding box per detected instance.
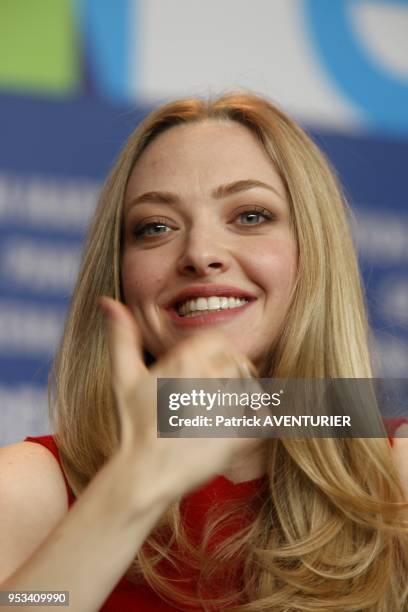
[24,421,405,610]
[24,435,264,611]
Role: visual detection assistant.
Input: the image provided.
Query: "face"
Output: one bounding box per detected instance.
[121,120,298,366]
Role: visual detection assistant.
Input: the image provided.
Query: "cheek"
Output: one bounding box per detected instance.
[121,252,167,305]
[245,237,297,293]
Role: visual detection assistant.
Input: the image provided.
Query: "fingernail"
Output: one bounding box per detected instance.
[238,361,256,378]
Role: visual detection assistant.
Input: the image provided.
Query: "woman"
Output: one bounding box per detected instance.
[1,92,407,611]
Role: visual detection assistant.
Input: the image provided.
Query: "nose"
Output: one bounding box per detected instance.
[176,227,231,277]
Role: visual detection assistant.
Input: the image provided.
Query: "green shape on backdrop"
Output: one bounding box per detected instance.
[0,0,80,95]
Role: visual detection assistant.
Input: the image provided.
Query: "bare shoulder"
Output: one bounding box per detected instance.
[0,440,69,507]
[0,441,69,582]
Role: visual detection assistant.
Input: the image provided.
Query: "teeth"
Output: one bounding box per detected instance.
[208,296,220,310]
[196,297,208,311]
[177,296,249,317]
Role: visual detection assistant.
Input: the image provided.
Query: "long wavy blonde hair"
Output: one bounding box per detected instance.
[50,92,408,611]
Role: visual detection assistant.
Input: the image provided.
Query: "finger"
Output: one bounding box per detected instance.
[207,350,258,381]
[149,330,227,378]
[225,354,258,379]
[99,296,148,394]
[152,330,258,381]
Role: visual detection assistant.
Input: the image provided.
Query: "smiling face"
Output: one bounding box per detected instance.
[121,120,298,366]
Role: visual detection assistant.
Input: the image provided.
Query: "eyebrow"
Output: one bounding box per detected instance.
[126,179,284,212]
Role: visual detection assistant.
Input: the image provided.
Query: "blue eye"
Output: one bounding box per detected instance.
[133,220,172,238]
[236,207,273,226]
[143,223,169,235]
[239,212,265,225]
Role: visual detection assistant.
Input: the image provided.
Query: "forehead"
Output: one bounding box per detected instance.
[125,120,286,201]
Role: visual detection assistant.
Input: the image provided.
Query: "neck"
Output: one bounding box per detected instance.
[220,440,268,484]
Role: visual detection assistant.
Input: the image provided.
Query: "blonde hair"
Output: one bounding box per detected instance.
[50,92,408,610]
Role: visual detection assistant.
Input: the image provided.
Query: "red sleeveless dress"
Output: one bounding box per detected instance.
[24,434,265,611]
[24,420,406,610]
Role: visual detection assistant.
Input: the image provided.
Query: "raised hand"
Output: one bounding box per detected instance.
[100,297,260,503]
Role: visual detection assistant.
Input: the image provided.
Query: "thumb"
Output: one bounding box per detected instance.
[99,296,148,395]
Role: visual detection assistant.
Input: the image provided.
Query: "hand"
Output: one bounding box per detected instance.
[100,297,260,503]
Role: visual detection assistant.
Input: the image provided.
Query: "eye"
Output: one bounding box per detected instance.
[235,206,275,226]
[132,218,174,239]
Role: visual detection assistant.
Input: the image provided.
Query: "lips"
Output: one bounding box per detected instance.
[162,284,257,328]
[165,284,257,310]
